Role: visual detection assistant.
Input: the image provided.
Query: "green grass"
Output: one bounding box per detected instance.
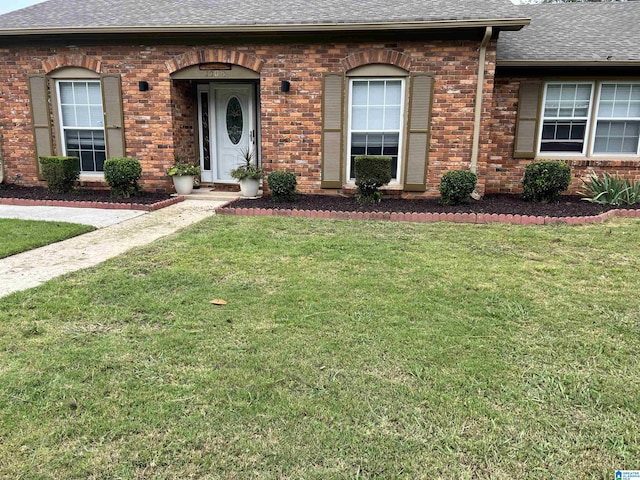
[0,216,639,479]
[0,218,94,259]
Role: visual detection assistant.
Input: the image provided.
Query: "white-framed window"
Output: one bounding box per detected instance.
[593,83,640,155]
[538,81,640,157]
[539,82,593,155]
[347,78,405,181]
[56,80,106,173]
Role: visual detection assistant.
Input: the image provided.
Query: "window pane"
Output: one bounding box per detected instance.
[384,105,401,130]
[546,85,561,102]
[352,82,368,106]
[385,81,402,105]
[598,84,640,119]
[64,129,106,172]
[75,105,91,127]
[59,82,74,103]
[352,106,368,130]
[600,85,616,101]
[369,82,384,105]
[61,105,76,126]
[613,102,629,117]
[81,151,94,172]
[556,123,570,140]
[368,106,384,130]
[73,82,89,104]
[598,101,614,118]
[90,106,104,127]
[540,120,586,153]
[594,121,640,154]
[350,132,399,180]
[58,80,104,129]
[576,85,591,101]
[88,83,102,104]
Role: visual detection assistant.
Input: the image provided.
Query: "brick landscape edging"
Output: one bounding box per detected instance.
[215,203,640,225]
[0,195,184,211]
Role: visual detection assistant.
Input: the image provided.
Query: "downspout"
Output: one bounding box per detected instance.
[0,134,4,184]
[470,26,492,200]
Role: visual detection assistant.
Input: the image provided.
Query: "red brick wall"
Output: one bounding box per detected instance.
[0,39,497,195]
[489,77,640,195]
[171,81,197,167]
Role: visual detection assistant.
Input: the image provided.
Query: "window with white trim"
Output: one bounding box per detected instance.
[347,79,405,180]
[593,83,640,154]
[540,82,593,154]
[57,80,106,172]
[538,81,640,157]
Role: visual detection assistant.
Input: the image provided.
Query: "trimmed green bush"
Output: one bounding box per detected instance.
[581,172,640,206]
[104,157,142,198]
[354,155,392,204]
[267,171,297,202]
[439,170,477,205]
[522,161,571,203]
[39,156,80,193]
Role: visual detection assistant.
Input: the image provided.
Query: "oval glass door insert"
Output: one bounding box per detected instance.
[226,97,243,145]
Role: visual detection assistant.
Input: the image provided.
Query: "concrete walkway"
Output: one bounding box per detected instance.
[0,204,145,227]
[0,199,225,299]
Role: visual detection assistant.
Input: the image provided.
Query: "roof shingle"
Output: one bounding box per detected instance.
[498,2,640,64]
[0,0,526,31]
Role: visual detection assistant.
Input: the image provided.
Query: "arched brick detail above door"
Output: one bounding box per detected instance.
[42,54,102,74]
[341,50,412,72]
[166,49,264,74]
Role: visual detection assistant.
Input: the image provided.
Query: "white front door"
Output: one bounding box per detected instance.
[198,84,256,182]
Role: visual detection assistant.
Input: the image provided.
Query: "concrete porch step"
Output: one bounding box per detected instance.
[174,188,250,202]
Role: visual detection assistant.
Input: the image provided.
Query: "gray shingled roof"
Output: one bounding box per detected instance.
[498,2,640,64]
[0,0,527,32]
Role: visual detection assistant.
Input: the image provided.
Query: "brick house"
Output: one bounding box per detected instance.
[0,0,637,197]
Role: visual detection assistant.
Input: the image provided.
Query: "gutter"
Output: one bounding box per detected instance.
[498,59,640,67]
[0,18,529,37]
[470,26,492,199]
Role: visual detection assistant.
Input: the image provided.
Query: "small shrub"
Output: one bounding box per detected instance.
[104,157,142,198]
[581,172,640,206]
[522,161,571,203]
[354,155,392,204]
[439,170,477,205]
[39,156,79,193]
[267,171,297,202]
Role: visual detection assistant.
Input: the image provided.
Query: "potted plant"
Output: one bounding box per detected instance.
[230,148,263,197]
[167,158,200,195]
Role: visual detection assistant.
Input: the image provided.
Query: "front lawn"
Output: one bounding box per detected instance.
[0,218,94,259]
[0,216,638,478]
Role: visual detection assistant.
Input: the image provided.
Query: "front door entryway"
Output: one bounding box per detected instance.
[197,83,257,183]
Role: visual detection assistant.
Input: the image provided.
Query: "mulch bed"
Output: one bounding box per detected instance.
[0,184,172,205]
[226,193,640,217]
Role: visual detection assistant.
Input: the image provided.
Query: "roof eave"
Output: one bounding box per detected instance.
[498,59,640,67]
[0,17,530,36]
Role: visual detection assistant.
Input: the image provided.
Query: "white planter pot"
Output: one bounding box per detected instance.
[239,178,260,197]
[172,175,194,195]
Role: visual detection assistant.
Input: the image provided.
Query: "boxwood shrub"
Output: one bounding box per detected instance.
[439,170,477,205]
[104,157,142,197]
[39,156,80,193]
[267,171,297,202]
[522,161,571,202]
[354,155,392,204]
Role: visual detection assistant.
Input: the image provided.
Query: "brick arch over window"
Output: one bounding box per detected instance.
[166,49,264,74]
[42,54,102,74]
[341,50,412,73]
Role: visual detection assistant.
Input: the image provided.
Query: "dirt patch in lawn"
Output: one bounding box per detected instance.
[0,184,172,205]
[226,194,640,217]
